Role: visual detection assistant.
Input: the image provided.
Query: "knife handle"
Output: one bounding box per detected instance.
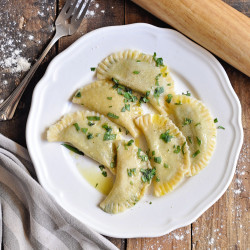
[132,0,250,76]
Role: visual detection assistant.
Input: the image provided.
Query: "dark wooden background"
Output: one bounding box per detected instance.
[0,0,249,249]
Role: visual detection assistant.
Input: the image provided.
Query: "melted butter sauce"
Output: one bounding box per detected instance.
[77,166,114,195]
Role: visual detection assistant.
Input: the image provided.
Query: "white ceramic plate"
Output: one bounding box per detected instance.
[26,23,243,238]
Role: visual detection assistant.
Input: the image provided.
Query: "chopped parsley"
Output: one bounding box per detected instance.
[95,183,98,188]
[167,83,171,86]
[153,52,164,67]
[61,144,84,155]
[160,130,173,143]
[155,73,162,86]
[183,118,192,126]
[102,123,112,132]
[107,112,119,119]
[182,142,186,154]
[75,91,81,98]
[121,107,126,112]
[149,201,152,204]
[187,136,192,144]
[103,133,116,141]
[127,139,134,146]
[112,78,119,84]
[218,126,225,130]
[125,104,130,111]
[156,177,160,182]
[73,123,80,131]
[166,94,173,103]
[107,97,112,100]
[140,168,156,183]
[136,60,141,62]
[214,118,218,123]
[87,133,94,140]
[102,171,107,177]
[182,91,191,96]
[90,67,96,71]
[88,121,95,126]
[139,96,150,104]
[164,163,169,168]
[174,100,182,105]
[127,168,136,177]
[154,156,162,164]
[192,150,200,158]
[195,122,201,126]
[130,181,133,185]
[81,128,88,134]
[133,71,140,74]
[196,137,201,146]
[137,148,148,161]
[152,151,155,156]
[87,116,100,121]
[99,165,105,171]
[174,145,181,154]
[154,86,164,101]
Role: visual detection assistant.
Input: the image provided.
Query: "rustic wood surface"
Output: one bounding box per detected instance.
[0,0,249,249]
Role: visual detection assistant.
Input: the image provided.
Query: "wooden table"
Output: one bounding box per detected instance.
[0,0,249,249]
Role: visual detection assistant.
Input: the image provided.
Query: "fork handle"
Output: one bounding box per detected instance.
[0,30,62,121]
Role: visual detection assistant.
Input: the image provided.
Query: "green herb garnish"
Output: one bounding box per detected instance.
[192,150,200,158]
[140,168,156,183]
[87,116,100,121]
[102,171,107,177]
[182,91,191,96]
[62,144,84,155]
[127,168,136,177]
[152,151,155,156]
[187,136,192,144]
[218,126,225,130]
[102,123,112,132]
[182,142,186,154]
[153,52,164,67]
[183,118,192,126]
[112,78,119,84]
[107,97,112,100]
[125,104,130,111]
[156,177,160,182]
[196,137,201,146]
[75,91,81,98]
[155,73,162,86]
[164,163,169,168]
[121,107,126,112]
[166,94,173,103]
[174,145,181,154]
[195,123,201,127]
[133,71,140,74]
[88,121,95,126]
[127,139,134,146]
[154,156,162,164]
[154,86,164,101]
[160,130,173,143]
[107,112,119,119]
[90,67,96,71]
[137,148,148,161]
[99,165,105,171]
[87,133,94,139]
[103,133,116,141]
[174,101,182,105]
[214,118,218,123]
[73,123,80,131]
[81,128,88,134]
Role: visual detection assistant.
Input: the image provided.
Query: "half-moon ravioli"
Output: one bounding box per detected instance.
[135,114,190,197]
[47,110,122,174]
[100,140,153,214]
[164,95,217,176]
[72,80,142,137]
[96,50,175,114]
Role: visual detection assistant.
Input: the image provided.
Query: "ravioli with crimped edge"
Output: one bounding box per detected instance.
[164,94,217,176]
[72,80,142,138]
[47,110,122,174]
[135,114,190,197]
[100,140,153,214]
[96,50,175,114]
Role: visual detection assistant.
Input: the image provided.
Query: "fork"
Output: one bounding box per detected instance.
[0,0,91,121]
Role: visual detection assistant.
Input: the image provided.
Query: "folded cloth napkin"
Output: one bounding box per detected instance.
[0,134,117,250]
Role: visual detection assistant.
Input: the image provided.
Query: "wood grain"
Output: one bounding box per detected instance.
[0,0,249,249]
[132,0,250,77]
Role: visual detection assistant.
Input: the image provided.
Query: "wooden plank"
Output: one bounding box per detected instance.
[0,0,57,146]
[57,1,126,248]
[125,1,192,249]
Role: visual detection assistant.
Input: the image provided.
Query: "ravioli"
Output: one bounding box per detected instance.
[72,80,142,137]
[96,50,175,114]
[100,140,153,214]
[164,95,217,176]
[135,114,190,197]
[47,110,122,174]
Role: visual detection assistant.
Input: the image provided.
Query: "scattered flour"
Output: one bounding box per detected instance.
[1,54,30,73]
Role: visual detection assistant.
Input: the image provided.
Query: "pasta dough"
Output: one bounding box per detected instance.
[72,80,142,137]
[100,140,153,214]
[135,114,190,197]
[96,50,175,114]
[164,95,217,176]
[47,110,122,174]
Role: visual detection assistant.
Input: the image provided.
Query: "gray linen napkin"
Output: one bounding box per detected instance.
[0,133,118,250]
